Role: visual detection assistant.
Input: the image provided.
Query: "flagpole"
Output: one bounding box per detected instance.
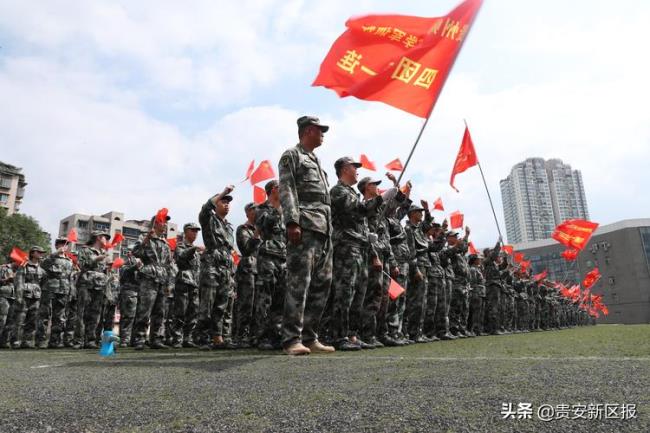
[395,114,432,186]
[464,119,503,240]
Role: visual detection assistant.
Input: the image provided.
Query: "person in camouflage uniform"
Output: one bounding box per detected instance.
[404,201,433,343]
[328,161,380,351]
[430,220,456,341]
[75,232,110,349]
[447,228,473,338]
[194,186,236,349]
[467,254,486,336]
[360,173,400,349]
[171,223,203,348]
[132,217,174,350]
[482,241,503,335]
[0,261,17,348]
[118,248,140,347]
[278,116,335,356]
[254,180,287,350]
[14,246,47,348]
[36,238,74,348]
[498,258,514,334]
[63,259,80,347]
[234,204,261,348]
[513,268,530,333]
[98,266,120,340]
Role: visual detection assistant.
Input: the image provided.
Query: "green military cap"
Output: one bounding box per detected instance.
[431,222,442,229]
[264,179,278,195]
[407,204,425,214]
[446,231,459,238]
[244,202,256,212]
[55,237,69,244]
[183,222,201,231]
[334,156,362,173]
[357,176,382,194]
[218,195,233,203]
[297,115,329,132]
[90,230,110,239]
[30,245,46,253]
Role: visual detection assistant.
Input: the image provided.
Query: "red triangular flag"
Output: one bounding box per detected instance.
[10,247,29,265]
[155,208,169,225]
[560,248,579,261]
[166,238,177,251]
[250,160,276,185]
[253,185,267,204]
[110,233,125,248]
[514,252,524,263]
[312,0,484,118]
[244,160,255,180]
[360,154,376,171]
[533,270,548,283]
[111,257,125,270]
[450,125,478,192]
[388,278,406,300]
[468,241,478,255]
[67,228,78,243]
[502,245,513,256]
[520,260,531,272]
[449,210,464,229]
[433,197,444,211]
[232,251,241,266]
[582,267,601,289]
[385,158,403,172]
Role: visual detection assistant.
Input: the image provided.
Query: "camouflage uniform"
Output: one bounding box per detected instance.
[132,235,173,347]
[448,240,470,336]
[467,264,486,335]
[63,268,79,347]
[254,201,287,347]
[14,261,47,347]
[195,198,235,344]
[99,269,120,336]
[75,246,108,347]
[0,264,16,346]
[36,252,74,347]
[171,240,201,346]
[439,246,455,338]
[500,266,515,332]
[404,209,432,340]
[514,276,530,332]
[278,142,332,347]
[482,243,502,335]
[234,221,260,344]
[118,255,139,345]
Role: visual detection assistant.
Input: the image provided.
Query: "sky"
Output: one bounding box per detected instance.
[1,0,649,248]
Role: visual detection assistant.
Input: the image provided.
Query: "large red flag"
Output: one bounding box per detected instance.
[433,197,444,211]
[313,0,483,117]
[385,158,404,171]
[9,247,28,265]
[449,210,464,229]
[360,154,376,171]
[551,219,599,251]
[388,278,406,300]
[250,160,276,185]
[450,125,478,192]
[582,267,601,289]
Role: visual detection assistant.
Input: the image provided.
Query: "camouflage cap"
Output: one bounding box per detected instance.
[264,179,278,195]
[54,237,69,245]
[297,115,329,132]
[218,195,233,203]
[183,222,201,231]
[407,204,425,214]
[446,231,459,238]
[244,202,256,212]
[334,156,362,173]
[357,176,382,194]
[30,245,46,253]
[90,230,110,240]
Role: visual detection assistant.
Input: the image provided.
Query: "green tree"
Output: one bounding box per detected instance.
[0,208,51,263]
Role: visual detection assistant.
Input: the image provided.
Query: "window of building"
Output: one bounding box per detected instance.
[0,177,11,189]
[78,220,89,229]
[0,193,8,203]
[93,222,110,231]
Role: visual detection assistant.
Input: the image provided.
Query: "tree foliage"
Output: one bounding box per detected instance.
[0,208,51,263]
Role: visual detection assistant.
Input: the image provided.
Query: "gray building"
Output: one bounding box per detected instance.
[513,218,650,324]
[0,161,27,216]
[500,158,589,243]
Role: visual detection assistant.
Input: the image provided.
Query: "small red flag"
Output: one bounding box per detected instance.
[513,252,524,263]
[250,160,276,185]
[111,257,125,270]
[64,252,78,266]
[253,185,267,204]
[155,208,169,225]
[449,210,464,229]
[166,238,177,251]
[551,219,599,251]
[433,197,444,211]
[10,247,29,265]
[582,267,601,289]
[502,245,513,256]
[244,160,255,181]
[533,270,548,283]
[468,241,478,255]
[388,278,406,300]
[110,233,125,248]
[450,125,478,192]
[385,158,403,172]
[67,228,78,243]
[312,0,484,118]
[561,248,579,261]
[520,260,531,272]
[232,251,241,266]
[360,154,376,171]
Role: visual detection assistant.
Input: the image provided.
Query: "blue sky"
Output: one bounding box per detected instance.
[1,0,649,247]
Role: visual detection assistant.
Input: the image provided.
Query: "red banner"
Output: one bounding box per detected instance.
[552,219,599,251]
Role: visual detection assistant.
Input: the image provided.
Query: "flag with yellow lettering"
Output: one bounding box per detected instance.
[312,0,482,118]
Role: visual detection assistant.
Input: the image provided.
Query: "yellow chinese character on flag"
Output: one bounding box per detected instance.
[375,26,392,36]
[362,25,377,33]
[413,68,439,89]
[403,35,419,49]
[336,50,363,74]
[389,28,406,42]
[391,57,421,84]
